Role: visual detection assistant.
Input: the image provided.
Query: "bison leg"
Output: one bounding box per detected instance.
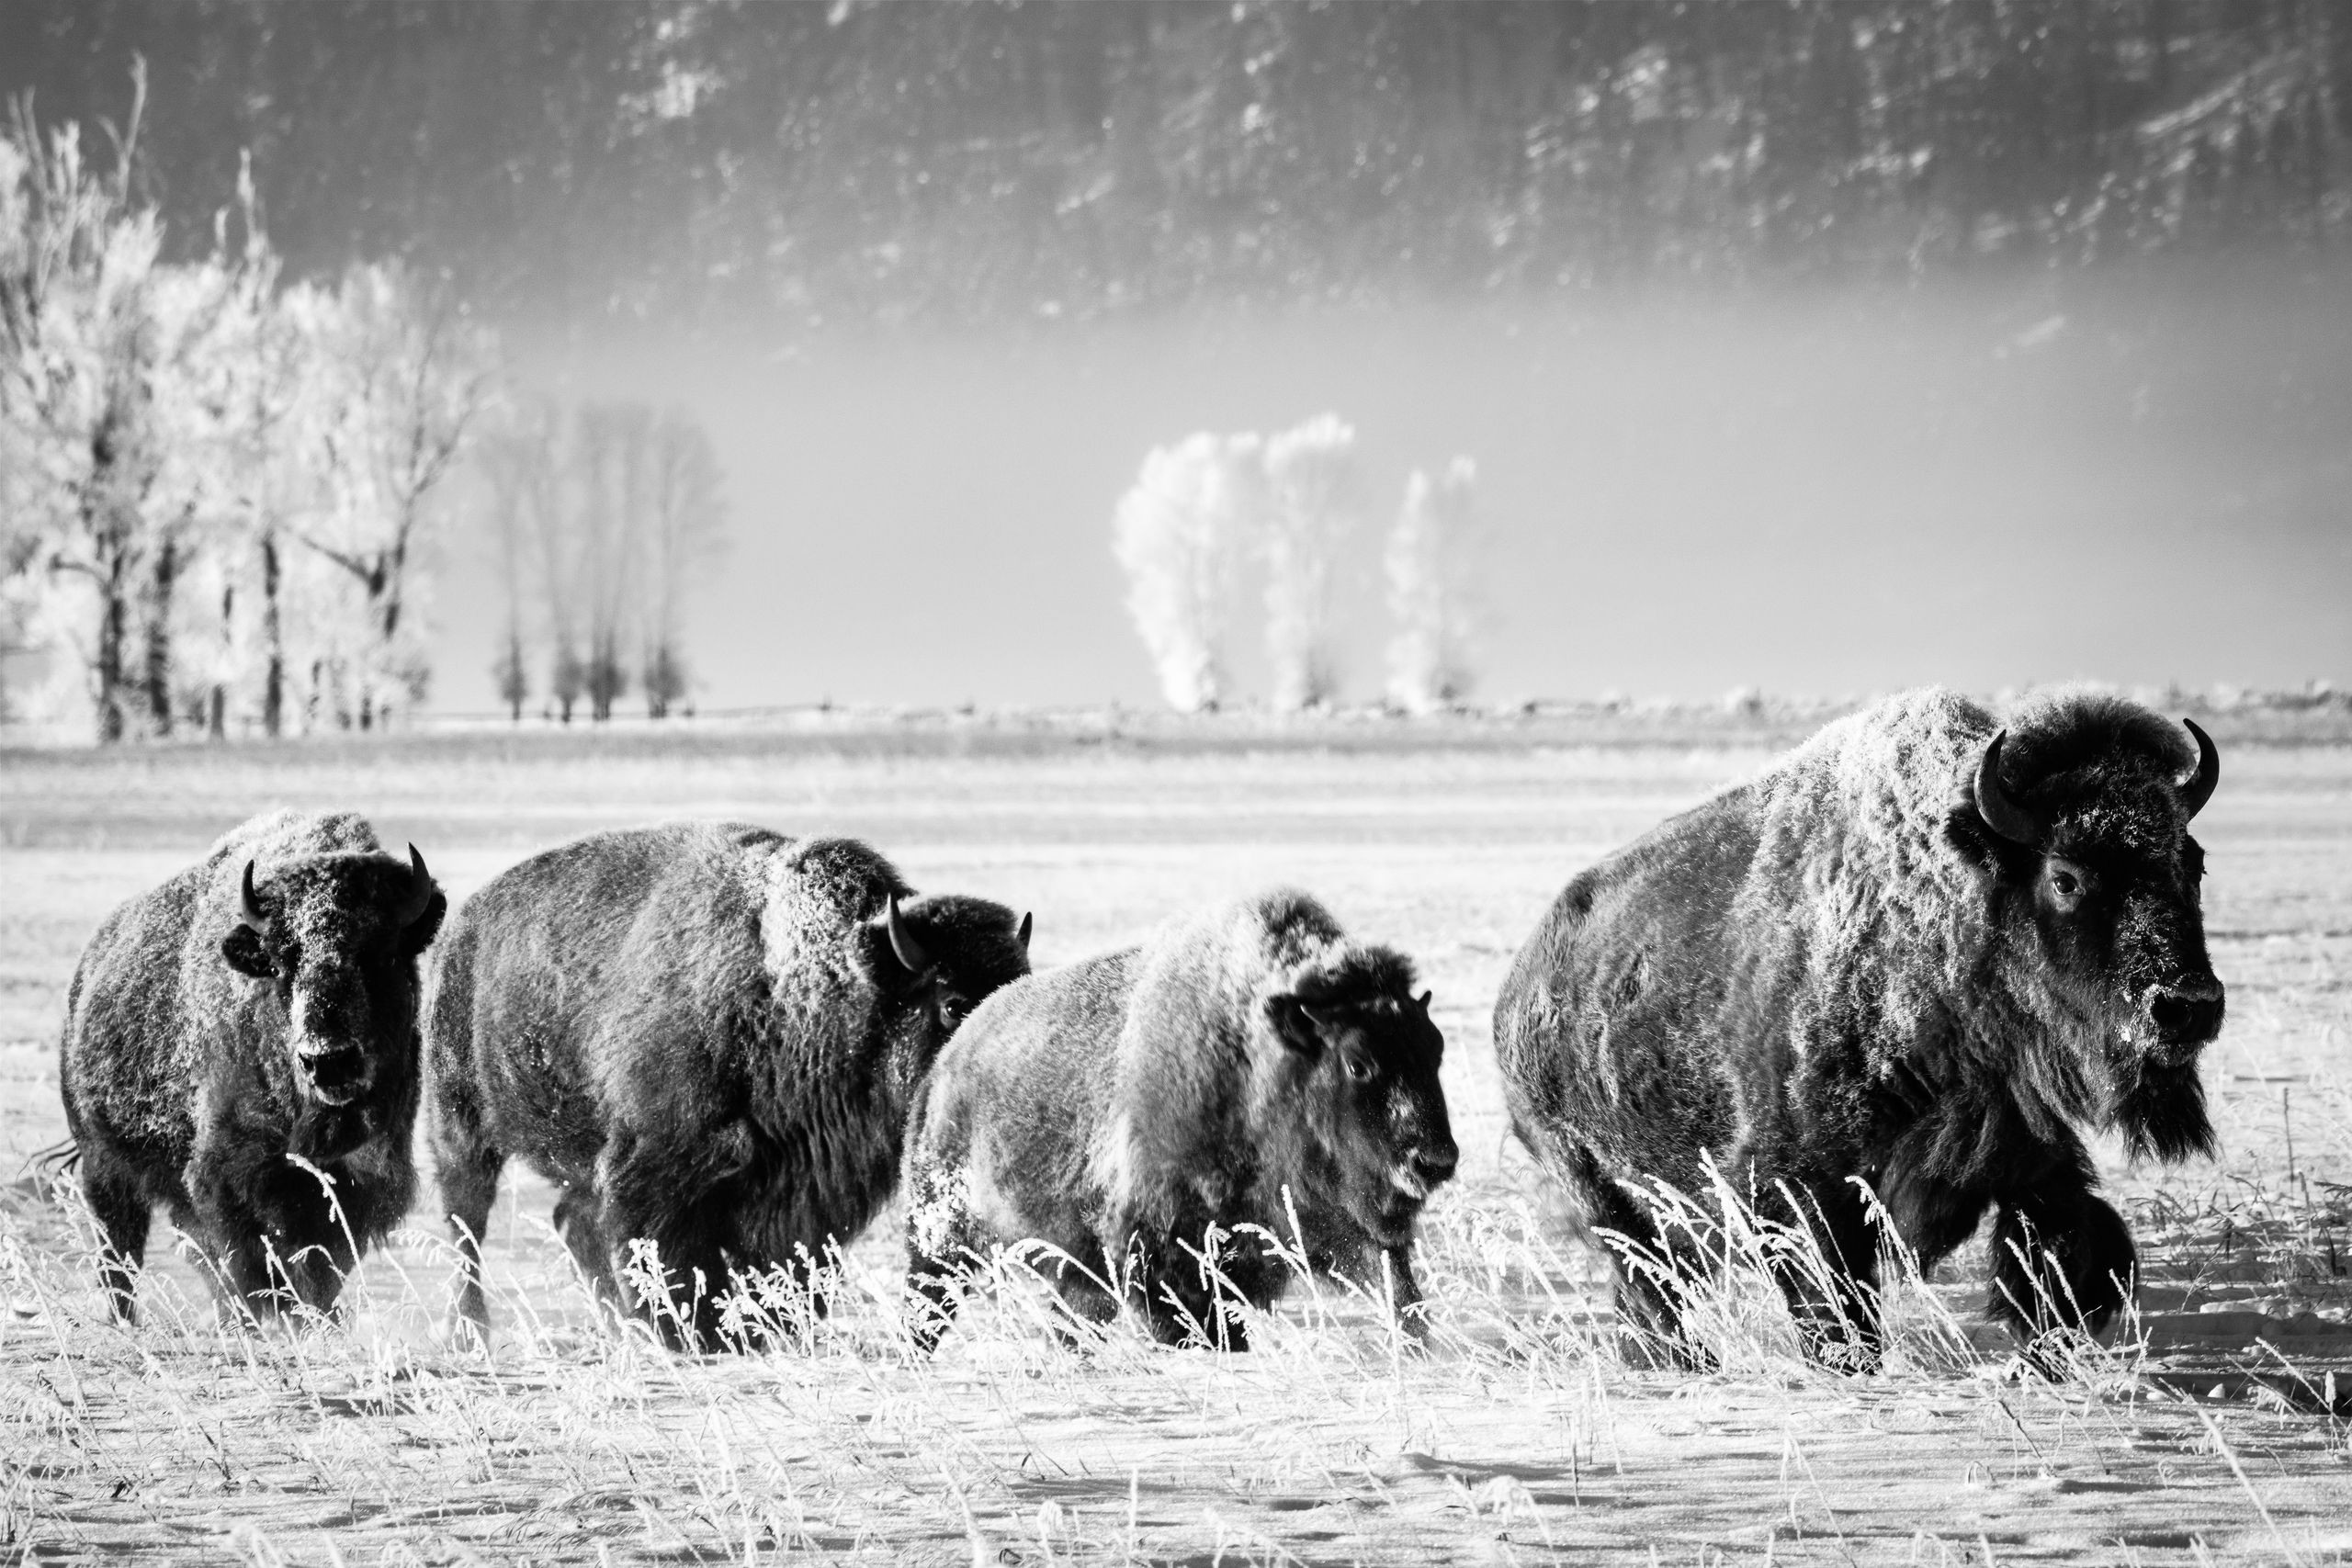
[903,1253,965,1356]
[189,1133,348,1320]
[254,1158,362,1317]
[1580,1172,1713,1371]
[597,1143,732,1351]
[1382,1244,1434,1342]
[80,1158,151,1324]
[904,1182,985,1356]
[550,1184,620,1305]
[427,1103,507,1348]
[1989,1185,2136,1355]
[207,1178,349,1320]
[1133,1235,1252,1352]
[1046,1269,1125,1348]
[439,1156,507,1345]
[1141,1274,1250,1350]
[1765,1180,1883,1374]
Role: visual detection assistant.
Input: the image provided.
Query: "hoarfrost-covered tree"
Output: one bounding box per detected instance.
[1113,431,1260,713]
[288,261,493,729]
[0,84,168,741]
[139,165,293,741]
[138,254,249,739]
[1385,457,1484,714]
[2,84,503,741]
[1260,412,1359,712]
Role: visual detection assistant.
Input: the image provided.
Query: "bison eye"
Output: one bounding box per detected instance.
[1342,1054,1376,1084]
[2043,860,2089,912]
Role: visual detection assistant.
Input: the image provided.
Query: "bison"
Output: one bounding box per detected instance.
[1495,688,2225,1371]
[423,824,1031,1348]
[903,889,1458,1353]
[59,810,446,1322]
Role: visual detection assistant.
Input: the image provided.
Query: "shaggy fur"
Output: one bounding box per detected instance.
[903,889,1456,1353]
[1494,688,2224,1370]
[424,824,1030,1348]
[58,810,447,1321]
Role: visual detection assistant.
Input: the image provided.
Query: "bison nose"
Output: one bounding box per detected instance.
[1409,1143,1458,1191]
[2148,977,2224,1049]
[301,1046,369,1103]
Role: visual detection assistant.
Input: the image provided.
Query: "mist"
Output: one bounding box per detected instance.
[449,264,2350,713]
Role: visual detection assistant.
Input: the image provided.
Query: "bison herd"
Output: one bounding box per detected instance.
[54,688,2229,1373]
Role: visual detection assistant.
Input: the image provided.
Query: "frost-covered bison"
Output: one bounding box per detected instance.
[904,890,1457,1352]
[1496,689,2224,1370]
[59,810,446,1321]
[424,825,1031,1348]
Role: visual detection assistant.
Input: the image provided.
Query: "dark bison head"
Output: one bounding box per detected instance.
[1952,699,2222,1157]
[857,892,1032,1077]
[1265,969,1458,1249]
[220,845,447,1116]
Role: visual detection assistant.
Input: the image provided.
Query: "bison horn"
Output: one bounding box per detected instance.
[2178,718,2219,820]
[1973,731,2043,848]
[238,861,267,931]
[1016,912,1033,952]
[393,843,435,927]
[885,894,933,975]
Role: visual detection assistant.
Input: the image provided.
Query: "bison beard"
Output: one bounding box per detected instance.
[1496,688,2224,1373]
[901,889,1457,1354]
[423,825,1031,1350]
[57,811,445,1323]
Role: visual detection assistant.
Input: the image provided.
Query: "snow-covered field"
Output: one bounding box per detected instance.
[3,722,2347,1563]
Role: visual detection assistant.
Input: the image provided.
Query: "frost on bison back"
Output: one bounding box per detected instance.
[57,810,446,1325]
[1494,688,2225,1373]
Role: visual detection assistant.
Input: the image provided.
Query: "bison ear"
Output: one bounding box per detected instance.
[401,890,448,958]
[1943,795,2031,882]
[1265,993,1322,1056]
[220,924,275,979]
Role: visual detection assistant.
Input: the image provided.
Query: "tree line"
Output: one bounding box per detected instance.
[5,2,2346,329]
[0,74,725,740]
[479,398,724,726]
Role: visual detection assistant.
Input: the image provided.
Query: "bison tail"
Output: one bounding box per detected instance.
[19,1137,82,1183]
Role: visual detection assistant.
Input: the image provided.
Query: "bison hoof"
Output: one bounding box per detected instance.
[2010,1325,2105,1381]
[1618,1326,1717,1373]
[1801,1331,1883,1376]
